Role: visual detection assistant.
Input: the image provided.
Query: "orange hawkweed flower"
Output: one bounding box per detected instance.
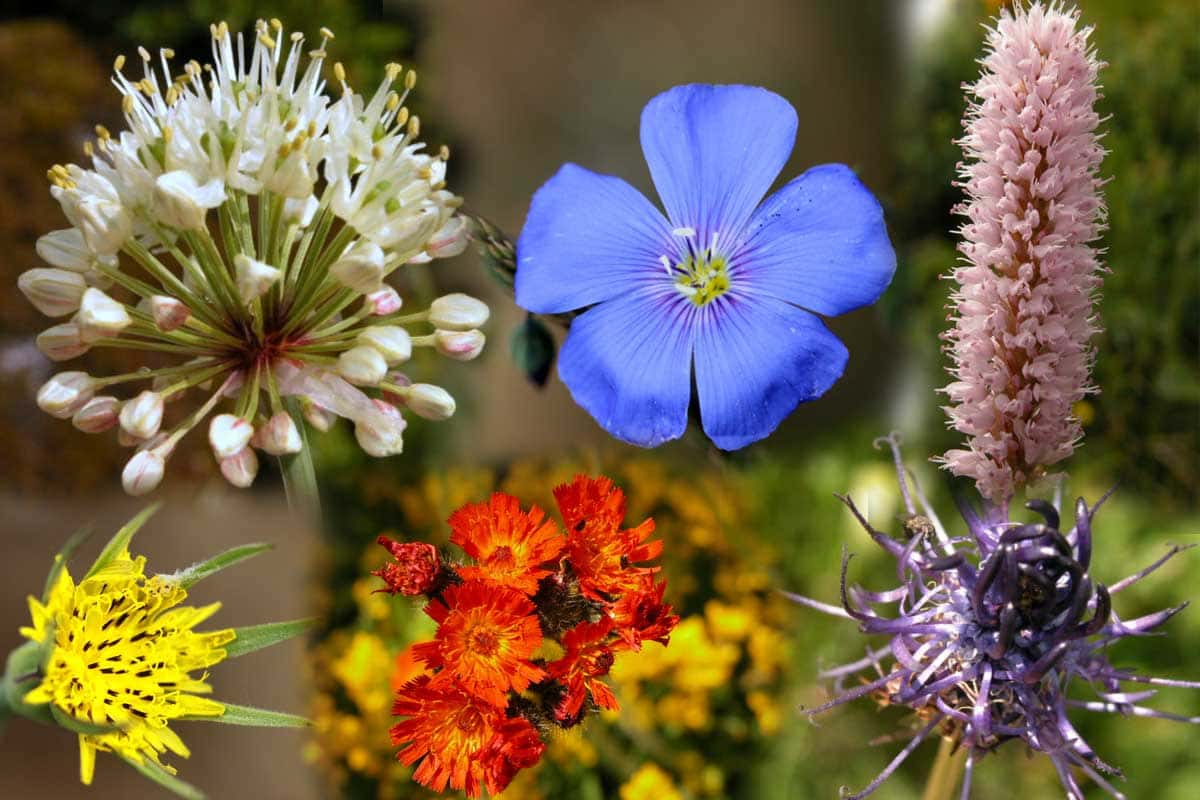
[373,537,441,596]
[546,618,620,722]
[413,580,545,706]
[392,676,541,798]
[450,492,564,594]
[606,575,680,650]
[554,475,663,601]
[480,714,546,795]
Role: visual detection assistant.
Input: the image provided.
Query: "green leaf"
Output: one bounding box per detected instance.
[224,618,315,660]
[119,753,205,800]
[85,504,162,580]
[41,525,93,602]
[183,702,309,728]
[50,704,122,735]
[510,315,557,387]
[171,543,273,589]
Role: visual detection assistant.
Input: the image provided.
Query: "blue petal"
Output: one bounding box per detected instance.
[640,84,797,245]
[516,163,671,314]
[557,288,697,447]
[735,163,896,316]
[693,294,847,450]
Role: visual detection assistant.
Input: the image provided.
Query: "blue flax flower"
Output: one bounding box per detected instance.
[789,436,1199,799]
[515,84,895,449]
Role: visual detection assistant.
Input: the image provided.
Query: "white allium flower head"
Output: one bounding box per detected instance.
[25,19,488,493]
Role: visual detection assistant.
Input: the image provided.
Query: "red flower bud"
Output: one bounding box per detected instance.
[373,536,440,596]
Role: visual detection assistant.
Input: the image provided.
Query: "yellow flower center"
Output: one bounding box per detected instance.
[675,253,731,307]
[666,228,731,307]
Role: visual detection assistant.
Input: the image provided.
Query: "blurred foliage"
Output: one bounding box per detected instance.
[308,457,791,800]
[883,0,1200,504]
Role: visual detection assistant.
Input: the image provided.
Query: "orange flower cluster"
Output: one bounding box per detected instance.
[376,475,679,797]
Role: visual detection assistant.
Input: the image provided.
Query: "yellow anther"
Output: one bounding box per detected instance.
[162,125,173,143]
[210,23,219,38]
[418,166,431,179]
[385,92,400,112]
[306,121,317,137]
[270,18,282,30]
[308,49,326,59]
[217,21,229,38]
[138,46,151,62]
[166,86,179,105]
[319,27,335,39]
[371,144,384,160]
[284,117,298,131]
[404,70,417,90]
[113,54,126,71]
[290,32,303,42]
[385,63,402,82]
[162,48,175,59]
[95,124,112,140]
[396,107,409,127]
[83,141,94,157]
[439,145,450,160]
[258,34,276,50]
[406,115,420,138]
[122,95,135,114]
[333,62,346,83]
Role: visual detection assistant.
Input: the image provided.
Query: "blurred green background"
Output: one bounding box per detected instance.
[0,1,1196,798]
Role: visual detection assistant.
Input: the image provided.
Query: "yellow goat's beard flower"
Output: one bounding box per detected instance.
[21,552,234,784]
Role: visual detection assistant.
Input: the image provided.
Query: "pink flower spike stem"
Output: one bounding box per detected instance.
[940,2,1107,505]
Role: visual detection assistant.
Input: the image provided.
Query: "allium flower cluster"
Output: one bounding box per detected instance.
[20,19,486,494]
[790,438,1198,800]
[373,475,679,797]
[941,3,1106,504]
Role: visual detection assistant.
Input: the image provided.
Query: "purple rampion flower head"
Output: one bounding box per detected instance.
[515,84,896,450]
[789,436,1198,800]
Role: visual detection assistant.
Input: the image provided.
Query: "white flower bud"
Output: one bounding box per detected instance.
[405,384,456,421]
[36,228,91,272]
[72,395,120,433]
[36,371,95,419]
[283,194,320,228]
[75,195,132,256]
[337,345,388,385]
[427,216,470,259]
[77,287,131,340]
[153,170,227,230]
[119,390,164,439]
[373,207,440,252]
[329,241,385,294]
[365,286,402,316]
[18,268,88,317]
[433,329,486,361]
[149,295,191,331]
[357,326,411,365]
[36,323,91,361]
[234,254,281,303]
[122,450,165,496]
[259,411,302,455]
[428,293,490,331]
[354,399,406,457]
[302,399,337,432]
[209,414,254,460]
[219,446,259,488]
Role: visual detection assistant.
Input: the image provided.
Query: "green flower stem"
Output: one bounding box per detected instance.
[280,397,321,522]
[921,736,966,800]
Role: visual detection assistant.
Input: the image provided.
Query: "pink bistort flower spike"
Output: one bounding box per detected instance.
[940,2,1107,505]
